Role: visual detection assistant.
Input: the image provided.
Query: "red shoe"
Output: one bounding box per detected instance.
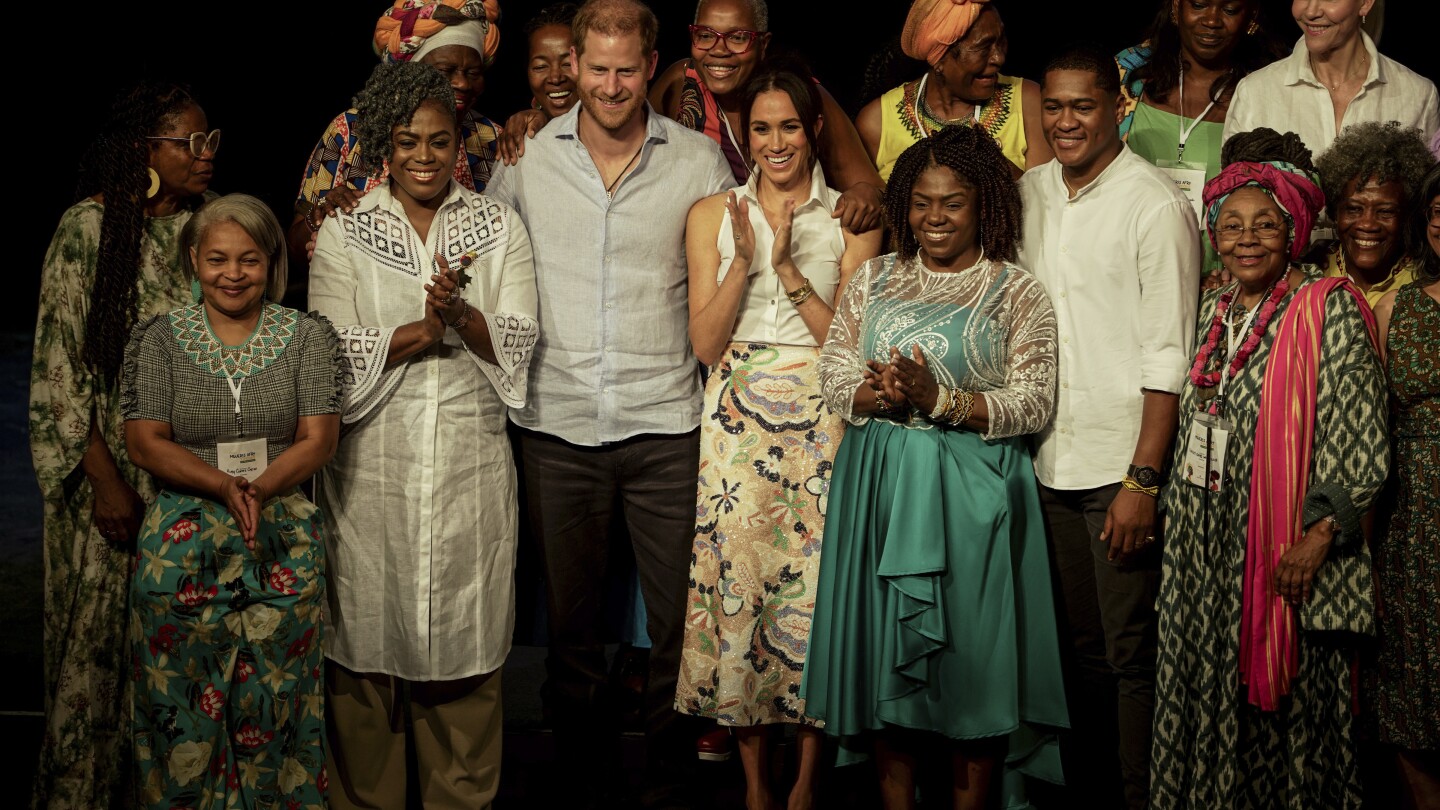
[696,726,732,762]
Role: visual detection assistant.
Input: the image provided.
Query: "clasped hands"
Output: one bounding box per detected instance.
[865,345,940,415]
[220,475,269,544]
[421,253,468,340]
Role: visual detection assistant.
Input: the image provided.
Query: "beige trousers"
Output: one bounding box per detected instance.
[326,660,503,809]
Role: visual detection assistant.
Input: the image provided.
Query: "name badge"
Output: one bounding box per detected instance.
[1182,411,1230,492]
[1158,160,1208,228]
[217,436,268,478]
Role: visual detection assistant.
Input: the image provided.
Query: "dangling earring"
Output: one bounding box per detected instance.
[146,168,160,199]
[1361,14,1367,25]
[1246,20,1259,35]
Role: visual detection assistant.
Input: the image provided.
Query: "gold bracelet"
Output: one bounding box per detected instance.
[786,279,815,306]
[942,388,974,426]
[874,388,894,416]
[1120,475,1160,498]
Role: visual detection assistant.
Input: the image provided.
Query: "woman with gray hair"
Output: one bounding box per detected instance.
[122,193,343,809]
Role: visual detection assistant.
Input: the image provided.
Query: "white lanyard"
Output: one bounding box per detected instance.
[224,371,245,432]
[1176,66,1218,162]
[911,73,982,137]
[1214,297,1260,409]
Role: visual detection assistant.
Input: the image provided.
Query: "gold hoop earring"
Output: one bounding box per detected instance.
[146,168,160,199]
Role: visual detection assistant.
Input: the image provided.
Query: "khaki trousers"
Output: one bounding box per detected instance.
[326,660,503,809]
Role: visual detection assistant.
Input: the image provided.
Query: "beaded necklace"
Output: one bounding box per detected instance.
[1188,275,1290,414]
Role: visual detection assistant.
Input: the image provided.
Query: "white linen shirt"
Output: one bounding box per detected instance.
[718,166,845,346]
[1224,33,1440,157]
[1018,147,1201,490]
[486,103,732,445]
[309,180,538,680]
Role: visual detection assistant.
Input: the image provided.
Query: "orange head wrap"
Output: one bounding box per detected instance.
[374,0,502,67]
[901,0,992,70]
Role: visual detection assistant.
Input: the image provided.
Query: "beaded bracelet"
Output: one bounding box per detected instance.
[786,280,815,306]
[447,300,474,330]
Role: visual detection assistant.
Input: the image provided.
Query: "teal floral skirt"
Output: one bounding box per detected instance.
[131,489,327,809]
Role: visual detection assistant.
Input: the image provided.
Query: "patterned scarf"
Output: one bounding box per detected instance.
[900,0,992,69]
[1240,276,1377,710]
[677,61,749,185]
[1203,161,1326,260]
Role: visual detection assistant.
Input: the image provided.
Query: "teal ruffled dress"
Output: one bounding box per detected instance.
[802,254,1069,805]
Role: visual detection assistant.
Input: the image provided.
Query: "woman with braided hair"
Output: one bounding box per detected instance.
[29,79,216,809]
[802,124,1067,808]
[288,0,503,265]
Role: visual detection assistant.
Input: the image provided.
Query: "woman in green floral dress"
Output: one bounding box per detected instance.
[29,80,216,810]
[1370,163,1440,810]
[123,194,341,808]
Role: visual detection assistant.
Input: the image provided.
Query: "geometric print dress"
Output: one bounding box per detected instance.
[1152,270,1389,809]
[122,303,342,810]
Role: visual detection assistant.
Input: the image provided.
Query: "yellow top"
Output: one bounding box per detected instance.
[1321,243,1417,309]
[875,74,1028,181]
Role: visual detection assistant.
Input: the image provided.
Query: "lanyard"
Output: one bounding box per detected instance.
[1176,66,1218,162]
[1211,297,1261,414]
[224,371,245,434]
[911,73,982,137]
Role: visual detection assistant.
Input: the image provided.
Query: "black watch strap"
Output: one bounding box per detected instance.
[1127,463,1163,489]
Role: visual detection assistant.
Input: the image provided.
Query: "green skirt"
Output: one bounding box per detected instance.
[800,418,1068,803]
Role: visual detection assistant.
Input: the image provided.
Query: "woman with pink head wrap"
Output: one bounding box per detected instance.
[857,0,1051,182]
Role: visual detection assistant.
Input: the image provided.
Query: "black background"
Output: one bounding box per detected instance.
[12,0,1436,327]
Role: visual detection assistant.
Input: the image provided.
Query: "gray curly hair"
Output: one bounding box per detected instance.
[353,61,458,172]
[1315,120,1436,218]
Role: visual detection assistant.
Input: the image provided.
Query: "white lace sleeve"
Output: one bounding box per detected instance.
[469,312,538,407]
[819,256,878,425]
[462,208,539,408]
[333,324,407,426]
[980,270,1058,440]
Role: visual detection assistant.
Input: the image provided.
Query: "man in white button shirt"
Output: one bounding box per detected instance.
[1018,44,1200,810]
[484,1,731,806]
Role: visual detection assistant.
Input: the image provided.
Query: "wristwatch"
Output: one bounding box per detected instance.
[1127,464,1164,490]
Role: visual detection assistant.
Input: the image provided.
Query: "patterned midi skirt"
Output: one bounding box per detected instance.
[674,342,844,726]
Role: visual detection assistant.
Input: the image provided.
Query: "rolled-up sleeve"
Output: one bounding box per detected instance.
[1135,198,1200,393]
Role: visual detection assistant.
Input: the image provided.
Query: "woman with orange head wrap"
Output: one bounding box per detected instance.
[857,0,1051,182]
[286,0,504,268]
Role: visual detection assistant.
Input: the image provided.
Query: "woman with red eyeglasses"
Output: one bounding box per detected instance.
[29,79,217,810]
[649,0,887,235]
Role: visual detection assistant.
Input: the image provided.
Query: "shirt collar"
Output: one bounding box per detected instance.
[1052,143,1132,202]
[357,177,468,218]
[1285,32,1384,88]
[737,163,832,214]
[549,100,671,145]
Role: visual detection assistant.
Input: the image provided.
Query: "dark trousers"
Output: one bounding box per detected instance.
[517,427,702,807]
[1041,483,1160,810]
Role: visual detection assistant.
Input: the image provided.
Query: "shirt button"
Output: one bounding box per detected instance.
[1062,337,1070,344]
[770,298,776,304]
[1062,381,1069,389]
[605,303,614,309]
[1060,246,1069,255]
[1060,291,1068,299]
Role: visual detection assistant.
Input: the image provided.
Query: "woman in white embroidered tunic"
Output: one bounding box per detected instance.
[801,125,1067,809]
[307,62,537,808]
[123,194,342,809]
[674,64,882,809]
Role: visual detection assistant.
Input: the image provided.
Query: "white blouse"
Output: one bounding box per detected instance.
[717,167,844,347]
[309,181,538,680]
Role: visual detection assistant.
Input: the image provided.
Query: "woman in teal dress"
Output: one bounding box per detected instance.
[803,125,1067,808]
[123,194,342,808]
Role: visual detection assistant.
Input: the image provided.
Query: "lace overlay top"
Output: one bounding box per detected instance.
[819,253,1057,440]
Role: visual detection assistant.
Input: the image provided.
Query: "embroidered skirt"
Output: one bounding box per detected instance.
[675,342,843,726]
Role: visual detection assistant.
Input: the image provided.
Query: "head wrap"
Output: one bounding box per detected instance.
[1202,161,1326,260]
[901,0,992,70]
[375,0,501,67]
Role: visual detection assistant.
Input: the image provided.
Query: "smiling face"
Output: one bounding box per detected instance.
[691,0,769,98]
[1175,0,1253,66]
[1292,0,1371,56]
[528,23,578,118]
[149,103,215,199]
[575,29,656,133]
[907,163,981,271]
[194,220,269,321]
[420,44,485,116]
[1215,186,1291,292]
[1041,68,1125,183]
[748,89,818,191]
[935,6,1007,104]
[388,100,459,209]
[1335,175,1405,276]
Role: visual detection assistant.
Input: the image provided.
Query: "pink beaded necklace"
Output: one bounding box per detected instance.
[1188,276,1290,413]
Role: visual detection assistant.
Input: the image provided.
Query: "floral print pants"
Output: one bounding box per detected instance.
[132,489,327,809]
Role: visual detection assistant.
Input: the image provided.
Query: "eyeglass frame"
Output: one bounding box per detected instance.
[688,24,764,55]
[146,129,221,159]
[1214,221,1286,242]
[948,32,1009,63]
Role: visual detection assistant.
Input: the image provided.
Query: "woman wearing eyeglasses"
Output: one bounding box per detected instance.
[1151,128,1388,807]
[648,0,886,234]
[856,0,1051,182]
[29,79,217,810]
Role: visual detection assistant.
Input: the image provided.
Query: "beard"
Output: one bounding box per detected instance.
[582,89,644,132]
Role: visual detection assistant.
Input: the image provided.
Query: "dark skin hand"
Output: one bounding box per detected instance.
[498,108,547,165]
[83,421,144,549]
[1275,520,1336,605]
[286,186,365,265]
[1099,390,1178,562]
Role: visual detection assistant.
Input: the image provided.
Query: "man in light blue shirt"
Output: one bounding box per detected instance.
[484,0,730,805]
